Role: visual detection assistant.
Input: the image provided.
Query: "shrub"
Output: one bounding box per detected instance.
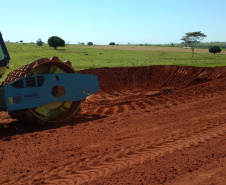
[87,42,93,45]
[36,38,43,46]
[209,46,221,55]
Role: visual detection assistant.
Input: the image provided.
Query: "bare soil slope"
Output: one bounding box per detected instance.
[0,65,226,185]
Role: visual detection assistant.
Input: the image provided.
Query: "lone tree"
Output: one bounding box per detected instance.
[209,46,221,55]
[181,31,206,57]
[48,36,65,49]
[109,42,115,45]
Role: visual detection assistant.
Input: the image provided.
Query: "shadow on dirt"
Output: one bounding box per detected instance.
[0,114,106,141]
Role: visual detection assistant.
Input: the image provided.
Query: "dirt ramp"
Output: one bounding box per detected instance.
[80,65,226,93]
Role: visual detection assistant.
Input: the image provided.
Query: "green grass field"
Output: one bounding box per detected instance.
[2,42,226,81]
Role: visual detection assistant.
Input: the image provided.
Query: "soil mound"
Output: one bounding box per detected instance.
[80,65,226,92]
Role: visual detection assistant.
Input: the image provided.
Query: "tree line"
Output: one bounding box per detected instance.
[35,33,222,56]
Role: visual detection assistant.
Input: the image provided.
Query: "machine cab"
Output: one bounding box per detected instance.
[0,32,10,77]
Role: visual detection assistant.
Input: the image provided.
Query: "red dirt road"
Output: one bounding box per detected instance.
[0,65,226,184]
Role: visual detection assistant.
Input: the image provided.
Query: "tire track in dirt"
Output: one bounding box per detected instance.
[13,112,226,185]
[44,124,226,185]
[81,91,226,118]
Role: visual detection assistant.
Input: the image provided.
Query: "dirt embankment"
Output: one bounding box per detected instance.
[0,65,226,185]
[81,65,226,92]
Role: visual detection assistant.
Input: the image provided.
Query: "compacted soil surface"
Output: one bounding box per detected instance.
[0,65,226,185]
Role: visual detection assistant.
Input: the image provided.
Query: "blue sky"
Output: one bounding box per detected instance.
[1,0,226,44]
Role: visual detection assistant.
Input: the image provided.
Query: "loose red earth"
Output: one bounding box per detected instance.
[0,65,226,184]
